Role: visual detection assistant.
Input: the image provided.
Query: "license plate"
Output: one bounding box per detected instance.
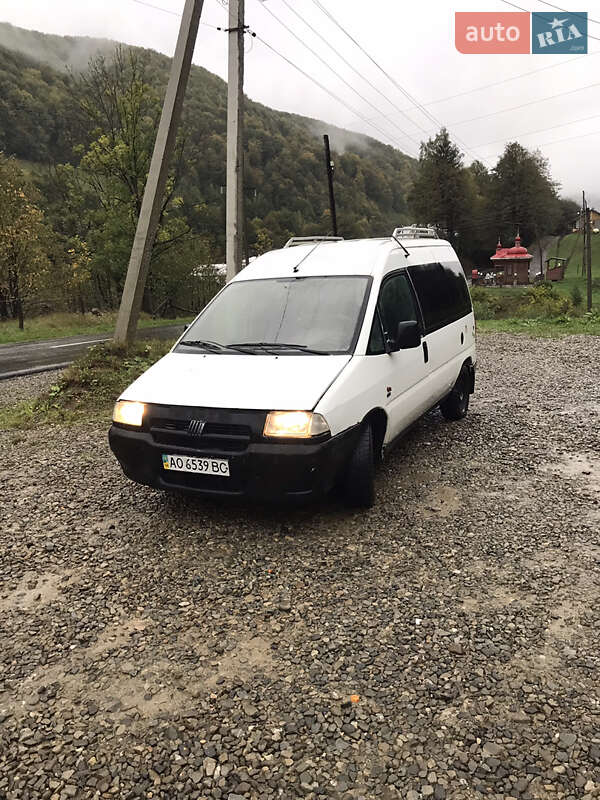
[162,454,230,477]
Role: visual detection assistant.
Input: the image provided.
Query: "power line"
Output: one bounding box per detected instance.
[471,110,600,149]
[277,0,426,140]
[438,80,600,129]
[130,0,222,28]
[128,0,418,154]
[308,0,430,133]
[481,125,600,156]
[499,0,600,42]
[253,0,420,148]
[377,51,598,117]
[252,33,418,156]
[306,0,491,165]
[530,0,600,27]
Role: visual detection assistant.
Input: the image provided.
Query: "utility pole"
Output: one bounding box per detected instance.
[226,0,245,282]
[323,134,338,236]
[586,202,593,312]
[582,191,587,278]
[114,0,204,346]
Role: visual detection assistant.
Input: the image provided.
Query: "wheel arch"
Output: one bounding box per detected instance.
[461,356,476,394]
[363,407,388,462]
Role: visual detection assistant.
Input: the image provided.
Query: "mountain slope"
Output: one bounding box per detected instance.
[0,22,114,71]
[0,22,417,250]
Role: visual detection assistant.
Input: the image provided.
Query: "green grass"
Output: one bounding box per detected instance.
[0,311,193,345]
[0,339,172,430]
[548,231,600,309]
[478,315,600,337]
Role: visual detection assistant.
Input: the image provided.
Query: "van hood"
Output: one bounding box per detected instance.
[120,351,351,411]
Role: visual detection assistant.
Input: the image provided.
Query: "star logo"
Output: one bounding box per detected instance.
[532,11,587,54]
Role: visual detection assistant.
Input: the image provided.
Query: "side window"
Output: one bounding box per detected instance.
[408,262,470,333]
[367,312,385,355]
[407,263,447,332]
[379,273,419,340]
[444,263,472,318]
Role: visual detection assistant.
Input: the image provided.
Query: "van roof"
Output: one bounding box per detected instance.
[233,237,456,282]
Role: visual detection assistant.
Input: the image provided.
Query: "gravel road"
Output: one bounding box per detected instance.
[1,333,599,800]
[0,370,58,407]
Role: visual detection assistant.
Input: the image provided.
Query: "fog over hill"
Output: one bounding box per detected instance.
[0,22,114,72]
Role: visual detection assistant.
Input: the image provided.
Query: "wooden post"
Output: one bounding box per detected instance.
[114,0,204,346]
[225,0,245,282]
[582,191,587,279]
[323,134,338,237]
[586,204,593,312]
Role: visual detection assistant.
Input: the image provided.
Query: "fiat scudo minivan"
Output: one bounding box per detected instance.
[109,228,476,507]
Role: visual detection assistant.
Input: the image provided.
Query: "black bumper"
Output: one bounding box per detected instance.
[109,422,359,501]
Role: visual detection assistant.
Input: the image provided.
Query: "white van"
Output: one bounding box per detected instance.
[109,229,476,507]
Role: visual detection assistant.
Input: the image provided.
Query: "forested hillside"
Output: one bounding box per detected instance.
[0,23,417,321]
[0,22,578,329]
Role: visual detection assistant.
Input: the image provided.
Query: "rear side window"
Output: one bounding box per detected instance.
[408,262,471,333]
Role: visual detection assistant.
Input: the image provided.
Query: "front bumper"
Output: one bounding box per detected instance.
[109,420,359,501]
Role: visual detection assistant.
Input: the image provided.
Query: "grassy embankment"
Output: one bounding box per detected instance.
[474,232,600,336]
[0,311,193,345]
[0,340,171,430]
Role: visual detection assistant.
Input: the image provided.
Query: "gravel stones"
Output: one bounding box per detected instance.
[2,333,600,798]
[0,369,59,407]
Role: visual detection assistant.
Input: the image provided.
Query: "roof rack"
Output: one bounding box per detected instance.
[284,236,344,248]
[392,225,438,240]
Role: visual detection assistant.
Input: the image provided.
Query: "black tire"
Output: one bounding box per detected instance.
[440,366,470,421]
[343,423,375,508]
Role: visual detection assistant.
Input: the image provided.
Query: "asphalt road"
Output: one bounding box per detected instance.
[0,324,185,380]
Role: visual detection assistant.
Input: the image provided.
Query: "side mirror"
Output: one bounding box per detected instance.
[393,320,421,350]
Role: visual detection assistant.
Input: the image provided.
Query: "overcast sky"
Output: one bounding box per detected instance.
[2,0,599,208]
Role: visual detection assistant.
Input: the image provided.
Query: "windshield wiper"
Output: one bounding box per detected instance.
[228,341,329,355]
[179,339,249,354]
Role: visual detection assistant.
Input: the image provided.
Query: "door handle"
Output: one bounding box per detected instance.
[422,340,429,363]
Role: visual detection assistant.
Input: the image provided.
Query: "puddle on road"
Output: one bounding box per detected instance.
[0,569,80,612]
[544,452,600,495]
[422,485,460,518]
[87,616,152,658]
[462,586,536,612]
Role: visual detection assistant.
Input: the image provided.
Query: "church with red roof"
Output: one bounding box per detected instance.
[490,231,533,285]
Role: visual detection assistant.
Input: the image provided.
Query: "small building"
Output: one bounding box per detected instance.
[573,208,600,232]
[545,256,566,281]
[490,232,533,285]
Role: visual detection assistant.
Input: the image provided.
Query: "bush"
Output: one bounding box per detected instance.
[517,284,574,318]
[570,285,583,308]
[470,286,488,303]
[472,298,495,320]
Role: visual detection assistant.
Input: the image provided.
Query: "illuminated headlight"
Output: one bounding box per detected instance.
[263,411,330,439]
[113,400,145,427]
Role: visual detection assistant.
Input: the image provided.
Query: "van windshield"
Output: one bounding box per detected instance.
[177,276,371,355]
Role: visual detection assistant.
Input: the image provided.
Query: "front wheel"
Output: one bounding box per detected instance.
[440,366,470,421]
[343,423,375,509]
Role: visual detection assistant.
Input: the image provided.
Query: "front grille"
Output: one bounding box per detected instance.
[146,407,261,454]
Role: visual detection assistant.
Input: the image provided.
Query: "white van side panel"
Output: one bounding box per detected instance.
[418,258,476,400]
[315,351,434,441]
[425,314,475,401]
[317,247,476,441]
